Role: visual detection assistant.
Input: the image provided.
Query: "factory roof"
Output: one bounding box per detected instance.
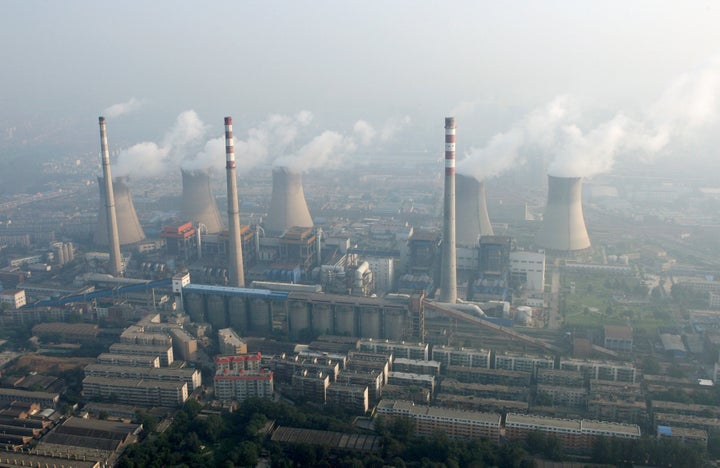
[183,284,290,301]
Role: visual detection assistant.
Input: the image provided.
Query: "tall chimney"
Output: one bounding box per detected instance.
[181,168,224,234]
[98,117,123,276]
[536,175,591,252]
[438,117,457,303]
[264,166,313,234]
[456,175,494,246]
[225,116,245,287]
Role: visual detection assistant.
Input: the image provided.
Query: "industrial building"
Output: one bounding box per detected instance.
[181,168,224,234]
[180,284,424,340]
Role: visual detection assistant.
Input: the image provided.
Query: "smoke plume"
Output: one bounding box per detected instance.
[114,110,207,177]
[102,98,144,118]
[458,59,720,180]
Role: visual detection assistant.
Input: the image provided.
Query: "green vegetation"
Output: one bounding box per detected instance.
[118,399,536,467]
[559,270,673,333]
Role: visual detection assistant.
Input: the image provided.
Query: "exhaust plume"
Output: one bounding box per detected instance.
[102,97,144,118]
[458,59,720,180]
[114,110,208,177]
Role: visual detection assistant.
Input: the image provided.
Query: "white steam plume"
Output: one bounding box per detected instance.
[353,120,377,146]
[102,98,144,118]
[274,131,357,172]
[459,59,720,180]
[456,97,572,180]
[114,110,207,177]
[187,111,314,172]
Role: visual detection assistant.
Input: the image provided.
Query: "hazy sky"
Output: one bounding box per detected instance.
[2,1,719,179]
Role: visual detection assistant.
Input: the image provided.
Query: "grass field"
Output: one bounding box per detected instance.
[560,269,674,333]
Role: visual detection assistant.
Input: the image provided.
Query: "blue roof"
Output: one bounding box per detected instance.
[657,425,672,436]
[183,283,289,301]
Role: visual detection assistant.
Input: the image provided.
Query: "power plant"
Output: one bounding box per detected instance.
[438,117,457,303]
[535,175,591,252]
[94,176,146,247]
[181,168,224,234]
[264,166,313,234]
[456,174,494,246]
[97,116,123,276]
[224,116,245,287]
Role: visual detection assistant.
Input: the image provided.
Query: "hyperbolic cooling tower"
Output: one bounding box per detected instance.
[456,175,494,246]
[438,117,457,303]
[181,168,224,234]
[94,176,146,246]
[536,175,591,251]
[264,166,313,234]
[224,116,245,287]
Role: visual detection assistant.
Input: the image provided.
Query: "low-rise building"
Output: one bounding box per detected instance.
[108,343,174,367]
[603,325,633,353]
[214,369,274,402]
[327,383,368,414]
[358,339,429,360]
[494,352,554,375]
[96,353,160,368]
[393,357,441,376]
[0,289,26,310]
[536,384,587,408]
[505,413,640,454]
[84,364,201,391]
[657,425,708,448]
[444,366,531,386]
[376,400,501,442]
[82,376,188,407]
[218,328,248,355]
[432,346,491,368]
[290,370,330,403]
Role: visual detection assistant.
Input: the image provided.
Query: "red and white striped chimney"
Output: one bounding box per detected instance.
[225,117,245,287]
[439,117,457,303]
[98,117,123,276]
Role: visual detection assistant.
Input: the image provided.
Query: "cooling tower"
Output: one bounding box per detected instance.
[225,116,245,287]
[456,175,494,246]
[264,166,313,234]
[181,168,224,234]
[438,117,457,303]
[97,116,125,277]
[536,175,591,251]
[94,176,147,246]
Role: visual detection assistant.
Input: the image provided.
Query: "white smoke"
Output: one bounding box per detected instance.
[114,110,208,177]
[457,97,572,180]
[353,120,377,146]
[102,98,144,118]
[274,131,357,172]
[187,110,314,172]
[351,115,411,146]
[458,59,720,180]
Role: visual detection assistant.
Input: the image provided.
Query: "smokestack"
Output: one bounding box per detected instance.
[456,175,494,246]
[98,117,123,276]
[225,116,245,287]
[264,166,313,234]
[94,176,146,246]
[181,168,224,234]
[536,175,591,252]
[438,117,457,303]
